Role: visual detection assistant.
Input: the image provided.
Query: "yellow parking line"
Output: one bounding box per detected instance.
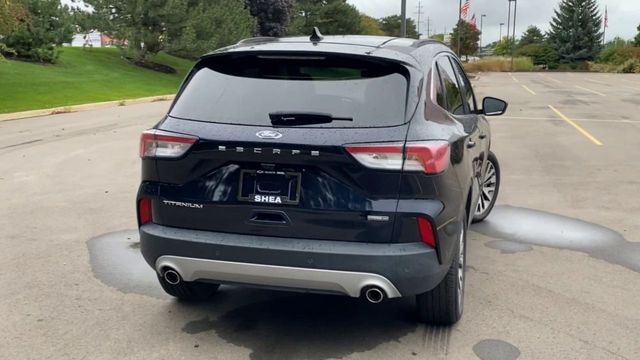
[575,85,606,97]
[511,75,520,83]
[521,85,536,95]
[548,105,603,146]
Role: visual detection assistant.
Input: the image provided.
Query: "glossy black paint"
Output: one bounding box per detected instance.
[138,35,503,294]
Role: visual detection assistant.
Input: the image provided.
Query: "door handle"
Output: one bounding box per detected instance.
[479,133,487,139]
[467,140,476,149]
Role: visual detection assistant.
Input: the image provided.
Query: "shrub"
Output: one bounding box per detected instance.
[618,59,640,73]
[597,47,640,65]
[516,43,560,68]
[464,57,534,73]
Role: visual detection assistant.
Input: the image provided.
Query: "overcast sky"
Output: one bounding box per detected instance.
[348,0,640,44]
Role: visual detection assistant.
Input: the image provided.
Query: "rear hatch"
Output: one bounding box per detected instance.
[150,51,418,243]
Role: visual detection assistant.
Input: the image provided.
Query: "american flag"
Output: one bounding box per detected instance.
[604,6,608,28]
[470,13,477,26]
[461,0,470,20]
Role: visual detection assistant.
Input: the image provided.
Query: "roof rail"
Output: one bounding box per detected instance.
[238,37,279,45]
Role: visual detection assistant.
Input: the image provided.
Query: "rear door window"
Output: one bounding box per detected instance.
[435,57,465,115]
[449,57,477,113]
[170,53,412,128]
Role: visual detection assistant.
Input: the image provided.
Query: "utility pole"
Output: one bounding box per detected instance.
[426,17,433,38]
[401,0,407,37]
[415,1,424,37]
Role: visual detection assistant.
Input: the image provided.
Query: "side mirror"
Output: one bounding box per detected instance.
[482,97,508,116]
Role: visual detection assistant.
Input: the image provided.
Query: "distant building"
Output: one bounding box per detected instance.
[69,32,127,48]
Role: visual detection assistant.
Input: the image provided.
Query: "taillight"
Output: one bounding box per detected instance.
[417,217,436,248]
[138,198,152,225]
[345,141,450,174]
[139,130,198,158]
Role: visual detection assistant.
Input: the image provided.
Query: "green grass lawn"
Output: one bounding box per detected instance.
[0,47,194,114]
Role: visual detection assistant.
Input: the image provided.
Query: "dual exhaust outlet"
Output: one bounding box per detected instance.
[161,267,387,303]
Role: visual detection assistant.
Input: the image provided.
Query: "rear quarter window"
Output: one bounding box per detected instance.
[170,53,412,128]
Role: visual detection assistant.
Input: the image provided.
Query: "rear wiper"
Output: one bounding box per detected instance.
[269,112,353,126]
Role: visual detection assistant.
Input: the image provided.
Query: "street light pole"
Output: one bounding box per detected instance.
[499,22,505,40]
[480,14,486,52]
[401,0,407,37]
[457,0,462,56]
[510,0,518,71]
[507,0,512,41]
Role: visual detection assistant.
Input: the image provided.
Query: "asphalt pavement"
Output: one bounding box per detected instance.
[1,72,639,359]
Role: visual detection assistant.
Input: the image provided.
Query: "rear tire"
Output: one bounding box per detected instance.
[157,274,219,301]
[473,151,500,223]
[415,215,467,325]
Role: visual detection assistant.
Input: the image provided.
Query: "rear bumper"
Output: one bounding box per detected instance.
[140,223,450,297]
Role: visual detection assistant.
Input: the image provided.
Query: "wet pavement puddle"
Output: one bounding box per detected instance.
[86,206,637,358]
[87,229,168,299]
[473,339,521,360]
[473,205,639,273]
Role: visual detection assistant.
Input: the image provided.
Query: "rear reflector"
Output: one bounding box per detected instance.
[139,130,198,158]
[417,217,436,248]
[138,198,152,225]
[345,141,450,174]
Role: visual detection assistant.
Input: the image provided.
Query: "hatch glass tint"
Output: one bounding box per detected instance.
[170,53,411,128]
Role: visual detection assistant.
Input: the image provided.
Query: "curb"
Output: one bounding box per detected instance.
[0,94,175,122]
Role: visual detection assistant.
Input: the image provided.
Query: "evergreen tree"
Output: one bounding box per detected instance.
[519,26,545,47]
[290,0,361,36]
[85,0,175,60]
[547,0,603,63]
[1,0,74,63]
[379,15,419,38]
[244,0,293,37]
[165,0,254,59]
[634,24,640,47]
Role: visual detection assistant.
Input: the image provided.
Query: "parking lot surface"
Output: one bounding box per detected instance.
[1,72,639,359]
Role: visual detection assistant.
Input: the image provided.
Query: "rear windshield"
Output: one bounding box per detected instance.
[169,53,411,128]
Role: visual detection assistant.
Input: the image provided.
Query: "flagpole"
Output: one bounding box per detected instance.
[602,6,607,46]
[457,0,462,56]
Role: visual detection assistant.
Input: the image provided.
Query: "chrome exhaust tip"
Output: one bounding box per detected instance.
[163,269,181,285]
[363,286,385,304]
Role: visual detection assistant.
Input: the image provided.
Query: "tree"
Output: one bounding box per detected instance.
[359,14,384,36]
[165,0,254,59]
[450,20,480,56]
[519,26,544,47]
[85,0,176,60]
[517,43,559,67]
[290,0,361,36]
[494,36,516,56]
[634,24,640,47]
[379,15,418,38]
[548,0,603,63]
[0,0,27,35]
[244,0,293,37]
[1,0,74,63]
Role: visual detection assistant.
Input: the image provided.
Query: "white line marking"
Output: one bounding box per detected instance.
[521,85,536,95]
[575,85,607,97]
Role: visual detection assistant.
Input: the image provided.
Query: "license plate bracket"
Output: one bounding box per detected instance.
[238,170,301,205]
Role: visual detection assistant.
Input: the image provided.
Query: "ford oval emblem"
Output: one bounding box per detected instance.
[256,130,282,139]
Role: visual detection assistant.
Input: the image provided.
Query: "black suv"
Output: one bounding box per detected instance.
[137,32,506,325]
